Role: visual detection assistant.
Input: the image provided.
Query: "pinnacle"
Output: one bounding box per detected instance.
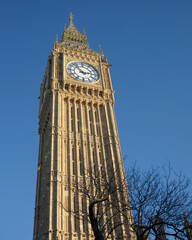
[65,12,81,35]
[60,12,88,47]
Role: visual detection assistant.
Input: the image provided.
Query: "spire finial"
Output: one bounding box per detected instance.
[99,45,103,55]
[69,12,74,23]
[56,34,58,43]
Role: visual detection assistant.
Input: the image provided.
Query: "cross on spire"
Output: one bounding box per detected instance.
[69,12,74,23]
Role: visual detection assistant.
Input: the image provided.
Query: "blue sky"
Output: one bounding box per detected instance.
[0,1,191,239]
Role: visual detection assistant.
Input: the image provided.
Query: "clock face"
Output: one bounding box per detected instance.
[67,62,99,83]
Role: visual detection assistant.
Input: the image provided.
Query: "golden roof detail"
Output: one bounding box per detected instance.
[60,13,89,51]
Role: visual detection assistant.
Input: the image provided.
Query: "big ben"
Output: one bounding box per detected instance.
[33,13,134,240]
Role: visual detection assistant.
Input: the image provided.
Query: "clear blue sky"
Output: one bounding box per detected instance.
[0,1,191,239]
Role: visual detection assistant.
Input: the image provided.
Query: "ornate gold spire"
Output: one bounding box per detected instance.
[60,13,89,51]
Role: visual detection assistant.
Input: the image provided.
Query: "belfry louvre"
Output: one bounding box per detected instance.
[33,13,134,240]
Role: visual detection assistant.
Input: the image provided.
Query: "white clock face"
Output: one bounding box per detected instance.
[67,62,99,83]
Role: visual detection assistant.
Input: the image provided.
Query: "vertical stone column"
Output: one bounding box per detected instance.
[99,59,105,88]
[108,102,125,178]
[33,133,43,239]
[63,52,66,81]
[60,96,65,235]
[103,102,126,238]
[51,53,56,91]
[74,99,81,237]
[47,55,51,86]
[79,101,90,238]
[53,92,59,240]
[106,66,113,90]
[74,99,78,177]
[98,104,116,238]
[48,92,55,239]
[97,104,107,176]
[56,92,62,235]
[84,100,91,168]
[84,100,95,237]
[108,101,134,237]
[91,103,99,169]
[63,97,70,235]
[67,98,72,236]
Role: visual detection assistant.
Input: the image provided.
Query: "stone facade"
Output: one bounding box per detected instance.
[33,13,134,240]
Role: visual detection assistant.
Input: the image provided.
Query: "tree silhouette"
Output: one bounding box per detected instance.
[127,164,192,240]
[63,164,192,240]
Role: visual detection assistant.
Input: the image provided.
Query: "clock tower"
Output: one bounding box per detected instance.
[33,13,134,240]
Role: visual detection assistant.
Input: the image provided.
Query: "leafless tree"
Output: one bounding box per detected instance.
[66,166,134,240]
[127,164,192,240]
[63,164,192,240]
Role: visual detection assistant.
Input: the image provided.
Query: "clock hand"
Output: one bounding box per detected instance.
[82,70,91,75]
[76,66,87,75]
[74,64,91,75]
[77,65,91,74]
[79,69,90,75]
[79,70,86,74]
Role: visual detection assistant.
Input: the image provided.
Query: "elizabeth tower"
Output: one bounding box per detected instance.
[33,14,134,240]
